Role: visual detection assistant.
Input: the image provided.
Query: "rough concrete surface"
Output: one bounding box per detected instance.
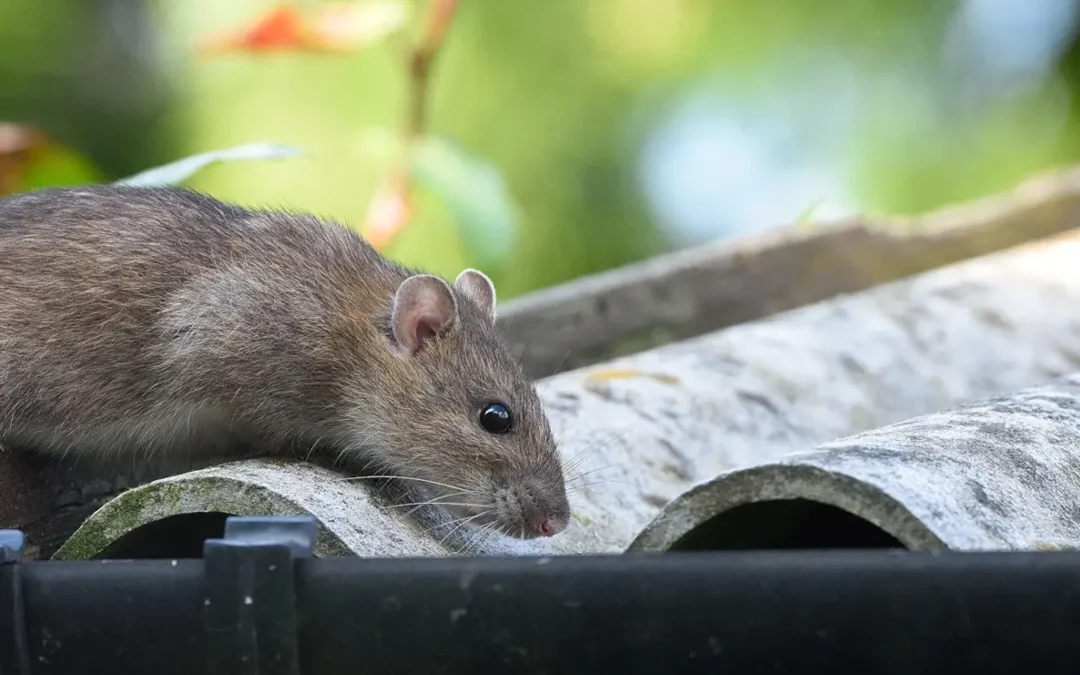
[631,373,1080,552]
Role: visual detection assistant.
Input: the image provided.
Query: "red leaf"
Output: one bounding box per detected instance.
[199,6,314,54]
[198,2,408,56]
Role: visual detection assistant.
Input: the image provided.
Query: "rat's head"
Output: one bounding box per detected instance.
[353,268,571,540]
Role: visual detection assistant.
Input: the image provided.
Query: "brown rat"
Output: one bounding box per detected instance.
[0,185,571,540]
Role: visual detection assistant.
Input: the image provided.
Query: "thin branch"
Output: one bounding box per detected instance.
[406,0,462,140]
[363,0,462,247]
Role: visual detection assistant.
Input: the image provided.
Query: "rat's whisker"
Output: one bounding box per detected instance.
[388,488,474,504]
[339,474,477,494]
[435,511,490,547]
[458,523,491,554]
[565,470,632,493]
[332,425,378,468]
[401,492,487,517]
[515,327,542,370]
[566,478,636,491]
[421,518,463,539]
[381,500,489,511]
[545,347,573,379]
[302,433,330,462]
[561,432,628,474]
[567,463,626,482]
[466,522,502,554]
[425,511,486,533]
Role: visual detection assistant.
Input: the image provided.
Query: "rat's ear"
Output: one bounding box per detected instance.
[391,274,458,355]
[454,268,497,322]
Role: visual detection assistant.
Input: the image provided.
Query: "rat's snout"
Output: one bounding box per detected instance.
[495,474,572,540]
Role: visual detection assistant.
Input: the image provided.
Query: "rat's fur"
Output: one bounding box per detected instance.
[0,185,570,539]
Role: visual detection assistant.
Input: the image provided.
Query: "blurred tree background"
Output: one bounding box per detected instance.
[2,0,1079,299]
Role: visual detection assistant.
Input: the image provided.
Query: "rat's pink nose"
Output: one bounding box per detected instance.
[535,516,565,537]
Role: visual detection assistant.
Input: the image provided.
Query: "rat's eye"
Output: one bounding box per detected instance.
[479,402,512,434]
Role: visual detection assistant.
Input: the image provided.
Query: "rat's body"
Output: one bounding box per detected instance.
[0,185,570,539]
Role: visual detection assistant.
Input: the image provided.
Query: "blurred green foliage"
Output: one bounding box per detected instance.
[3,0,1080,299]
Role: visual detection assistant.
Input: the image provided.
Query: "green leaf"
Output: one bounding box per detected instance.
[410,135,519,275]
[114,142,305,187]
